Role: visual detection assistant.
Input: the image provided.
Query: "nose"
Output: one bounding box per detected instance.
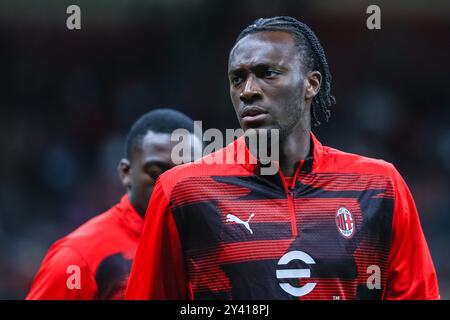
[239,74,262,104]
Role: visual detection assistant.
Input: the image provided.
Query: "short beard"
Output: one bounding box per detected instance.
[276,101,304,143]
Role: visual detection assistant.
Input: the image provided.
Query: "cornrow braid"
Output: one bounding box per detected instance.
[236,16,336,127]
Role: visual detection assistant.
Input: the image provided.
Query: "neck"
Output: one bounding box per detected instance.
[278,120,311,177]
[128,192,146,218]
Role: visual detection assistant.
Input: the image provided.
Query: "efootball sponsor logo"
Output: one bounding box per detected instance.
[276,250,316,297]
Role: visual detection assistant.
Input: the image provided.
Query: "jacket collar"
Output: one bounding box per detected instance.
[230,131,324,175]
[114,194,144,237]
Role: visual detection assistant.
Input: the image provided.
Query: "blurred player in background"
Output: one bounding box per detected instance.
[26,108,202,299]
[126,17,439,300]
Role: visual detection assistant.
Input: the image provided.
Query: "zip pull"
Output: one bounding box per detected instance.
[287,186,294,196]
[286,185,297,236]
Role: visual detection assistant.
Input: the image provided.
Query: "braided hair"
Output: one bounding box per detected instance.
[235,16,336,127]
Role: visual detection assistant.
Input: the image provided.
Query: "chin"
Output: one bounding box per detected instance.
[242,126,281,145]
[243,124,278,133]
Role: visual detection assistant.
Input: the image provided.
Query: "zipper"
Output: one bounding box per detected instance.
[286,185,297,236]
[279,161,303,237]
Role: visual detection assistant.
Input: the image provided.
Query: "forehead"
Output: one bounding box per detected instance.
[228,31,299,70]
[134,130,202,164]
[135,131,176,162]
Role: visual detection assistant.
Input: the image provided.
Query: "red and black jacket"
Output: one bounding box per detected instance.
[126,132,439,300]
[27,195,143,300]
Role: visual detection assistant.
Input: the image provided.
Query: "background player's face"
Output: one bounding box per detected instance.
[119,131,178,217]
[119,130,202,217]
[119,131,178,216]
[228,31,320,139]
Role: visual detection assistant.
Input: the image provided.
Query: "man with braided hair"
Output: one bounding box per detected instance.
[126,16,439,300]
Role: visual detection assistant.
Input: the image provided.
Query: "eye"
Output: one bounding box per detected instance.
[148,172,160,181]
[145,167,163,181]
[231,76,243,86]
[264,69,279,78]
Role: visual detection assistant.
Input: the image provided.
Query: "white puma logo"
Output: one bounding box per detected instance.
[226,213,255,234]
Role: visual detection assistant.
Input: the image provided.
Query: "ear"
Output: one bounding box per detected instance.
[305,70,322,100]
[118,159,132,190]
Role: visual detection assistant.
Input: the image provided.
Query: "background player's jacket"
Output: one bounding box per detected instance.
[27,195,143,300]
[126,133,439,300]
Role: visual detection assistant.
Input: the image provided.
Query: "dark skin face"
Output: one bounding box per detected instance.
[118,131,202,217]
[228,31,321,176]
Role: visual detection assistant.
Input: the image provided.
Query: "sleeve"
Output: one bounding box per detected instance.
[125,179,187,300]
[382,167,440,300]
[26,245,97,300]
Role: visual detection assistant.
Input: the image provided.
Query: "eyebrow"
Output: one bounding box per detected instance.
[228,62,286,76]
[142,160,172,171]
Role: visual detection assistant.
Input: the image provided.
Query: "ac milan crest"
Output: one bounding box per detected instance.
[335,207,355,238]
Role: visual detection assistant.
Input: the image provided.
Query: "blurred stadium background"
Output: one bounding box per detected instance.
[0,0,449,299]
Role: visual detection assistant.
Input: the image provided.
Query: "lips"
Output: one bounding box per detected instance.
[241,106,268,118]
[240,106,269,126]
